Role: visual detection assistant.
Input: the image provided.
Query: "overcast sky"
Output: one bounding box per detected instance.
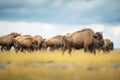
[0,0,120,48]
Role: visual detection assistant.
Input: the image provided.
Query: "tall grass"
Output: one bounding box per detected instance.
[0,50,120,80]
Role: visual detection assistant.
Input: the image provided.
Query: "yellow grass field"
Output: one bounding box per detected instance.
[0,50,120,80]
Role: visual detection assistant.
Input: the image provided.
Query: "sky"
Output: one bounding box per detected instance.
[0,0,120,48]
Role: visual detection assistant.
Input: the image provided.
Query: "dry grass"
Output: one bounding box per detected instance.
[0,49,120,80]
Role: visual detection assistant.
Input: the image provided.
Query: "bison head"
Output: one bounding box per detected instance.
[93,32,104,49]
[109,42,114,50]
[32,40,38,49]
[40,39,47,49]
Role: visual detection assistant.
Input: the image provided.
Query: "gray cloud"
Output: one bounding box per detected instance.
[0,0,120,25]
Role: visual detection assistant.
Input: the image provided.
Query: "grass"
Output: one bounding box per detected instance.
[0,49,120,80]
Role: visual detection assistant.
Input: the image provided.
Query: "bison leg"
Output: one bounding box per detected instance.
[14,46,21,53]
[62,47,67,55]
[20,47,26,54]
[15,49,19,53]
[68,46,72,55]
[1,46,7,52]
[93,50,96,55]
[106,47,110,53]
[6,46,12,51]
[107,50,110,53]
[102,47,109,54]
[102,48,106,54]
[1,46,4,52]
[89,46,96,55]
[15,46,20,53]
[50,47,54,51]
[84,46,89,53]
[50,46,57,52]
[92,49,97,55]
[97,48,101,53]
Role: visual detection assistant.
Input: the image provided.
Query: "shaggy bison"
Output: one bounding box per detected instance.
[62,29,104,55]
[14,35,37,53]
[42,35,64,51]
[101,39,114,53]
[33,35,42,51]
[0,32,21,51]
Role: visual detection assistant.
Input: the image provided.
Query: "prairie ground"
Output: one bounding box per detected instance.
[0,49,120,80]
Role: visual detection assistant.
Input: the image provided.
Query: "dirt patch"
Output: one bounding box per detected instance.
[0,61,11,70]
[86,62,120,71]
[23,61,77,69]
[86,65,98,71]
[24,61,55,68]
[60,62,76,69]
[102,62,120,69]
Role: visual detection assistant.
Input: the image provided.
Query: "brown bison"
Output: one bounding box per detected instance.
[62,29,104,55]
[42,35,64,51]
[14,35,37,53]
[100,39,114,53]
[0,32,21,51]
[33,35,42,50]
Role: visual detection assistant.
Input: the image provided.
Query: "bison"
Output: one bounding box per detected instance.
[62,28,104,55]
[33,35,43,51]
[14,35,37,53]
[100,39,114,53]
[41,35,64,51]
[0,32,21,51]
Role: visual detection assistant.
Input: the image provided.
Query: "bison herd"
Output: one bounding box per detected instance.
[0,28,114,55]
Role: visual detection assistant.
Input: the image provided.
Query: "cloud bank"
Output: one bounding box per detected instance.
[0,0,120,25]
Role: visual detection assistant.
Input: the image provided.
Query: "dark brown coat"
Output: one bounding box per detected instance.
[101,39,114,53]
[33,35,42,50]
[14,35,36,53]
[42,35,64,51]
[62,29,104,55]
[0,32,21,51]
